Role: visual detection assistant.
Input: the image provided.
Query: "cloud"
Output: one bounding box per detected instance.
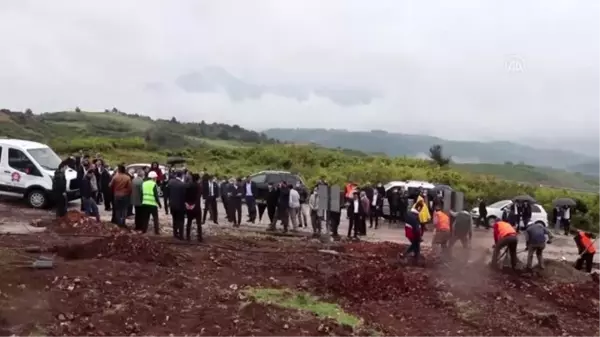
[0,0,597,152]
[173,66,378,106]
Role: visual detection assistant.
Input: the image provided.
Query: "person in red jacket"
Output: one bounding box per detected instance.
[402,203,423,265]
[492,219,518,270]
[149,162,164,183]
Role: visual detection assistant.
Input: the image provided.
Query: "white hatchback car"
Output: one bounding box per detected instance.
[471,199,549,228]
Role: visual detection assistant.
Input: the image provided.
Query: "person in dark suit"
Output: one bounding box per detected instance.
[220,178,231,222]
[229,178,244,227]
[265,182,279,226]
[369,188,383,229]
[388,188,400,224]
[184,173,202,241]
[202,175,219,224]
[168,171,187,240]
[243,176,258,223]
[347,192,363,239]
[269,181,290,232]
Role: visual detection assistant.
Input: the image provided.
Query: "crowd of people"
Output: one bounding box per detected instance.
[49,154,596,274]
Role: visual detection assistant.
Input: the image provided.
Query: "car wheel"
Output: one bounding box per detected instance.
[27,189,48,209]
[486,216,497,227]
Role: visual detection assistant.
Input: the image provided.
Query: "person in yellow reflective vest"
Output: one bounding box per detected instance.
[140,171,162,234]
[415,190,431,233]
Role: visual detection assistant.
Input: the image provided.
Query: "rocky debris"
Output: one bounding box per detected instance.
[53,234,189,267]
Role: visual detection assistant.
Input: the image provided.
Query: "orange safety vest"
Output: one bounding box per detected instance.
[579,232,596,254]
[435,211,450,231]
[496,221,516,239]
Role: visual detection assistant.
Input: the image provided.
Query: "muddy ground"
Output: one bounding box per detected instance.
[0,199,596,264]
[0,208,597,336]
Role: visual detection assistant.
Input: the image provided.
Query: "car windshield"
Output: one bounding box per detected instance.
[27,147,62,171]
[488,200,509,208]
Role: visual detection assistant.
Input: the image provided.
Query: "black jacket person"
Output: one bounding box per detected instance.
[228,179,244,227]
[52,161,68,217]
[220,180,231,222]
[265,183,279,225]
[202,176,220,224]
[168,172,187,240]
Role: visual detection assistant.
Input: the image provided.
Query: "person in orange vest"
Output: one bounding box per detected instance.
[574,230,596,273]
[492,219,519,270]
[432,204,451,256]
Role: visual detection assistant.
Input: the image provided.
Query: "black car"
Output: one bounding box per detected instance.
[248,170,305,203]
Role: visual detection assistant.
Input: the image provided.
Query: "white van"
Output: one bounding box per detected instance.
[0,139,79,208]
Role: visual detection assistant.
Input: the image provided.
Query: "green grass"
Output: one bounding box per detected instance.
[243,287,362,328]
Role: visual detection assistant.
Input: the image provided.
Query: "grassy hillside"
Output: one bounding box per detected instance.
[0,109,273,149]
[0,109,597,192]
[263,128,597,171]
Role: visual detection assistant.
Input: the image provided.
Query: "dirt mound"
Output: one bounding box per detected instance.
[54,234,189,267]
[40,211,125,236]
[339,241,407,260]
[539,260,592,284]
[326,264,430,301]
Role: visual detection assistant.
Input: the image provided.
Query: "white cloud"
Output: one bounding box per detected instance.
[0,0,597,148]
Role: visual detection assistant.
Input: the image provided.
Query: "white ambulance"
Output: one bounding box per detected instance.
[0,139,79,208]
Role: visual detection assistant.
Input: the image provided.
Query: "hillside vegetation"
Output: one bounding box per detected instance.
[264,128,599,192]
[0,109,273,149]
[263,128,598,173]
[53,136,599,232]
[0,109,598,230]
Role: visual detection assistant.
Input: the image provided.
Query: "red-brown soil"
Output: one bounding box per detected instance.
[0,212,596,336]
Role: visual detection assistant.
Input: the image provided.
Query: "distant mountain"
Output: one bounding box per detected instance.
[568,161,600,177]
[262,128,597,171]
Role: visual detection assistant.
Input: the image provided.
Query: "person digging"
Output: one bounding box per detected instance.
[432,204,451,258]
[574,230,596,273]
[491,219,519,270]
[524,220,553,271]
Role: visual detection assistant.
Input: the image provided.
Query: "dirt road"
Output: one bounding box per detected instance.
[0,199,596,264]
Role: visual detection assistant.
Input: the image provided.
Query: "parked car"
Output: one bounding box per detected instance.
[124,163,167,197]
[247,170,305,203]
[470,199,549,228]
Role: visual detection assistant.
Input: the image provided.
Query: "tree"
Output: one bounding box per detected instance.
[429,144,451,167]
[170,117,178,123]
[111,107,119,113]
[104,109,110,113]
[75,107,81,113]
[25,108,33,115]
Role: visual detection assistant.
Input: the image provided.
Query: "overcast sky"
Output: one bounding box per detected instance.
[0,0,598,149]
